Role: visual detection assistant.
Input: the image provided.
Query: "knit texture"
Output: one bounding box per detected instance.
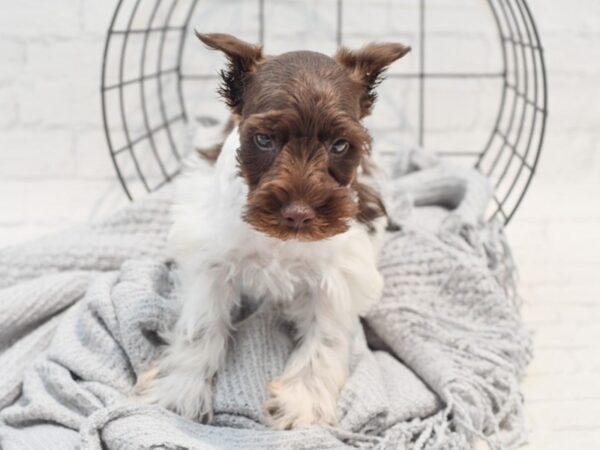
[0,151,532,450]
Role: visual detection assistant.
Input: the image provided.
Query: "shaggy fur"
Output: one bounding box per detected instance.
[134,32,410,429]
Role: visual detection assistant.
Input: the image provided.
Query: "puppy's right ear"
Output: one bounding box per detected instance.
[196,32,263,114]
[336,42,410,117]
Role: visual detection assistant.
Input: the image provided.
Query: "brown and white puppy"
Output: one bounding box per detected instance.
[135,33,410,429]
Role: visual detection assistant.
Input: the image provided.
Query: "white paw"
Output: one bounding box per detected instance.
[264,377,339,430]
[133,366,214,423]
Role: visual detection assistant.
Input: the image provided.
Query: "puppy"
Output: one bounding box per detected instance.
[135,32,410,429]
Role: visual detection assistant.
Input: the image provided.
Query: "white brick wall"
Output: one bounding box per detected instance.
[0,2,600,447]
[0,0,125,247]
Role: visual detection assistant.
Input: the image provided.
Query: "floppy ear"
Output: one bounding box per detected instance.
[336,42,411,117]
[196,32,264,114]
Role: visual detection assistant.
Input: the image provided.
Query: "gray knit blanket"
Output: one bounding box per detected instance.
[0,150,532,450]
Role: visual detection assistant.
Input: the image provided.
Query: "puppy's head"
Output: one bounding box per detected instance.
[197,32,410,241]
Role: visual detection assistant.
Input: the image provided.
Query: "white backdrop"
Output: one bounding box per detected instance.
[0,1,599,449]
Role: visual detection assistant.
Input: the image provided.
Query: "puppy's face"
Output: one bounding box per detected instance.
[197,33,410,241]
[237,52,371,241]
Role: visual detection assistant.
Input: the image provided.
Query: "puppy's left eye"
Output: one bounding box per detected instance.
[254,133,275,151]
[330,139,350,155]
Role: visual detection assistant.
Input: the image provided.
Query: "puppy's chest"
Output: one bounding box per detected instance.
[236,250,316,304]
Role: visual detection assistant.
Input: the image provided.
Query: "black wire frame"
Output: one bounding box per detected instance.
[100,0,548,224]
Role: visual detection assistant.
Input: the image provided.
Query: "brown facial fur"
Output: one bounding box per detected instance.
[196,33,410,241]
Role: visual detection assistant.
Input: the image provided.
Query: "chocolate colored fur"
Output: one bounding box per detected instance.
[196,32,410,239]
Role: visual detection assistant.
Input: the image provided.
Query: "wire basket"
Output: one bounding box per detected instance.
[101,0,547,224]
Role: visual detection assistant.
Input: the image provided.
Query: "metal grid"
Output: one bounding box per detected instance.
[101,0,547,224]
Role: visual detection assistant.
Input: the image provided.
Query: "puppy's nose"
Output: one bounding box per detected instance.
[281,202,316,228]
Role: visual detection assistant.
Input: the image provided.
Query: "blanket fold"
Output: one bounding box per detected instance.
[0,151,531,450]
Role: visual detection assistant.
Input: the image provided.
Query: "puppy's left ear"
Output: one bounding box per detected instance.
[336,42,411,117]
[196,32,264,114]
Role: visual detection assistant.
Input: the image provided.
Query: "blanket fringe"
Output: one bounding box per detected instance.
[437,220,532,449]
[367,217,532,450]
[369,315,531,449]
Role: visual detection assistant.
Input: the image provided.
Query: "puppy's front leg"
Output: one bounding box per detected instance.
[265,278,357,429]
[134,267,236,422]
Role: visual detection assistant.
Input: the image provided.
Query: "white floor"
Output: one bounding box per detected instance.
[505,177,600,450]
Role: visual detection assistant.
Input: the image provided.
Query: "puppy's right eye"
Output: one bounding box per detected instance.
[330,139,350,155]
[254,133,275,151]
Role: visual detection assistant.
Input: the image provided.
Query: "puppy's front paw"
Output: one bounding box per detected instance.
[133,366,214,423]
[264,377,338,430]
